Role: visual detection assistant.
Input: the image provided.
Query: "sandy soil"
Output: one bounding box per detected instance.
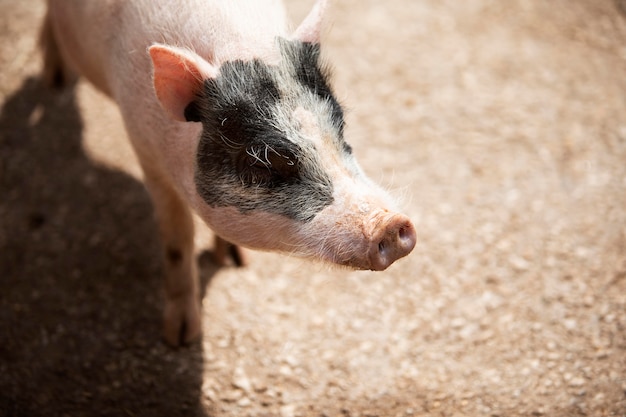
[1,0,625,416]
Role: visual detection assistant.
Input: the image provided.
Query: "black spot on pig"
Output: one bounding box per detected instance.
[193,58,334,223]
[209,60,281,109]
[166,246,183,265]
[279,39,353,158]
[27,212,46,230]
[184,101,202,123]
[291,42,345,138]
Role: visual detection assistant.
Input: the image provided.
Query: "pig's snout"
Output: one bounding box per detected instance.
[367,213,416,271]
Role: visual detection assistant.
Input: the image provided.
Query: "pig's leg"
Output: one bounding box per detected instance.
[213,236,248,267]
[142,168,201,346]
[39,9,75,89]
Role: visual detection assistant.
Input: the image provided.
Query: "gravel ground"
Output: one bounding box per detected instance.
[1,0,625,416]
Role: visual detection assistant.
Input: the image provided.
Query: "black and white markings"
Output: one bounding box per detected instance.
[193,39,352,223]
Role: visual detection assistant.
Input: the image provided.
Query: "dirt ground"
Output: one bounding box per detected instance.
[1,0,625,416]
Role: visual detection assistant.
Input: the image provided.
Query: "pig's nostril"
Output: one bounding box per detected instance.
[398,225,415,248]
[378,240,386,254]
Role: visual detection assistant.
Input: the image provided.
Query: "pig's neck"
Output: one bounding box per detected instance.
[161,121,204,204]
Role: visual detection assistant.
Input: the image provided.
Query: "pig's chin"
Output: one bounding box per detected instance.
[193,205,358,266]
[301,227,376,271]
[314,250,373,271]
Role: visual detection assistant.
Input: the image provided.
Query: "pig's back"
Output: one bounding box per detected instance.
[48,0,290,98]
[117,0,290,65]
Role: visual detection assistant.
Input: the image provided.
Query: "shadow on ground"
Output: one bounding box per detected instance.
[0,78,212,416]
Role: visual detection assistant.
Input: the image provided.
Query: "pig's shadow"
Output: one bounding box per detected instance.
[0,78,215,416]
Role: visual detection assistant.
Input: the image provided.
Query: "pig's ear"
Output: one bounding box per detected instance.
[149,44,218,122]
[293,0,328,44]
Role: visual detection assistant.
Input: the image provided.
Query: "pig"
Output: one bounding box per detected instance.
[41,0,417,346]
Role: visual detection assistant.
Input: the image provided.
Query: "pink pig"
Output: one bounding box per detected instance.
[42,0,417,346]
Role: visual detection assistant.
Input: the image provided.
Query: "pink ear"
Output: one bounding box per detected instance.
[149,44,218,122]
[293,0,328,44]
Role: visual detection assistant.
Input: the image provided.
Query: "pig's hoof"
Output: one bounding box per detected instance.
[213,236,248,267]
[163,298,202,347]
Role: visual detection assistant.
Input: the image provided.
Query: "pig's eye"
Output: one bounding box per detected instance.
[239,145,299,186]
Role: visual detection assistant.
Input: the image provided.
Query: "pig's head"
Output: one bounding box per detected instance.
[148,0,416,271]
